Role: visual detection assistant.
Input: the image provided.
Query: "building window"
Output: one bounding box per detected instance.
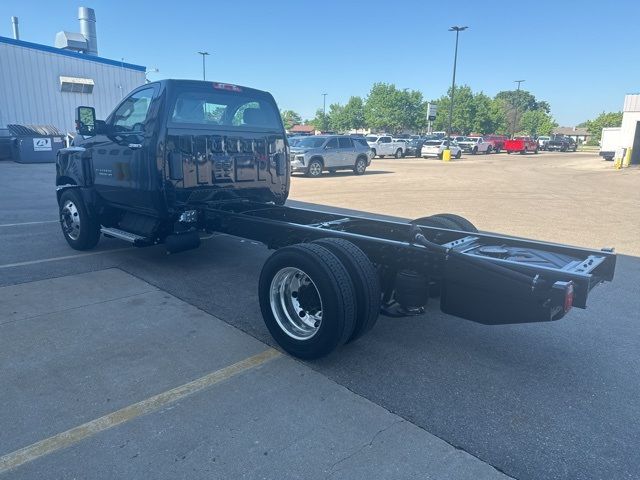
[59,76,94,94]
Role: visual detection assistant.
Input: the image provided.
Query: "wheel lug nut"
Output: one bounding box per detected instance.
[298,310,306,318]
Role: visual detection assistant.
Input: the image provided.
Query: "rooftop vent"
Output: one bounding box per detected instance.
[54,7,98,55]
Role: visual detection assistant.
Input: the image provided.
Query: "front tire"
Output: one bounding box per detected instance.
[306,158,323,177]
[259,244,357,359]
[395,149,402,159]
[59,189,100,250]
[455,150,462,159]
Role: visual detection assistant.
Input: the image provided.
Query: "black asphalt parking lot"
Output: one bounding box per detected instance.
[1,158,639,479]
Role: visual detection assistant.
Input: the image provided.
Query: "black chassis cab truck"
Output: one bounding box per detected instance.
[57,79,616,359]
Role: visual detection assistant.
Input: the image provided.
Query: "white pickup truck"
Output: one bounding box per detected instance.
[366,135,406,158]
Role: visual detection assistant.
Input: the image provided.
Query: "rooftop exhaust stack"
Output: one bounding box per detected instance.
[78,7,98,55]
[11,16,19,40]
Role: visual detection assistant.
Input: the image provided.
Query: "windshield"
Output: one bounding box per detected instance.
[366,136,378,142]
[170,89,281,130]
[296,137,327,148]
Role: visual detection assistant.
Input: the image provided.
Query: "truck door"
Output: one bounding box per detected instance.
[89,86,158,211]
[380,136,391,155]
[323,137,340,167]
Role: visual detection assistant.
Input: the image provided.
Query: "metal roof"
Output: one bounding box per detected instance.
[0,35,146,72]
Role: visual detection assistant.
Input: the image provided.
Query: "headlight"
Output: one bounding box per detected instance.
[295,155,305,164]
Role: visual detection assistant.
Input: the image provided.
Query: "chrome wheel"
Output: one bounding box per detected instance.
[60,199,81,240]
[269,267,323,340]
[308,161,322,177]
[355,158,366,174]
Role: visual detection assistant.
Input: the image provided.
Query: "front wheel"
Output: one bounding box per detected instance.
[455,150,462,159]
[353,157,367,175]
[395,149,402,159]
[486,146,492,154]
[258,244,357,359]
[472,147,478,155]
[59,189,100,250]
[306,159,323,177]
[371,149,377,158]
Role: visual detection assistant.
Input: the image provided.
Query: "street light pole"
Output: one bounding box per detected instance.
[197,51,210,81]
[322,93,327,133]
[447,26,467,146]
[511,79,525,136]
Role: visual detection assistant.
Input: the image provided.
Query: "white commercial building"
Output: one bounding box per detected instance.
[0,7,145,135]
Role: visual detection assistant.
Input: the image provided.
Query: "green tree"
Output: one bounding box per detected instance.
[519,109,558,136]
[280,110,302,130]
[307,108,326,131]
[364,83,408,133]
[328,103,347,132]
[582,111,623,143]
[432,85,478,134]
[342,96,366,132]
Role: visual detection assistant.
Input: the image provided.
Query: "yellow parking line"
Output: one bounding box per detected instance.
[0,348,281,474]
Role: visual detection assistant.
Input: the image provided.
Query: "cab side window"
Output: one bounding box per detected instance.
[380,137,391,143]
[111,88,154,133]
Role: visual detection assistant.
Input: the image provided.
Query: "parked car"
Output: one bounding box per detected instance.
[504,136,539,154]
[290,135,372,177]
[483,134,508,153]
[404,138,425,157]
[537,135,551,150]
[287,136,305,147]
[457,136,493,154]
[546,135,577,152]
[366,135,405,158]
[421,139,462,159]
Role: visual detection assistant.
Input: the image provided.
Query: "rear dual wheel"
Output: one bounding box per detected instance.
[259,240,380,359]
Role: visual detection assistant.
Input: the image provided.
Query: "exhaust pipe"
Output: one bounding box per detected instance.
[78,7,98,55]
[11,16,19,40]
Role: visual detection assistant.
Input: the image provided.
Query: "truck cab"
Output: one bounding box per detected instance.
[365,135,405,158]
[57,80,289,249]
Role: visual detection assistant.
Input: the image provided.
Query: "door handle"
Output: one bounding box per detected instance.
[128,143,142,149]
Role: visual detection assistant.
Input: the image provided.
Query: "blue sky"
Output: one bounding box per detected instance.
[1,0,638,125]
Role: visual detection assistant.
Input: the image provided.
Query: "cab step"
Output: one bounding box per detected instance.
[100,227,149,246]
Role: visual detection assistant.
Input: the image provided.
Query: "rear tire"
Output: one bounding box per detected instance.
[259,243,357,359]
[486,146,492,154]
[313,238,380,343]
[395,149,402,159]
[455,150,462,159]
[472,147,478,155]
[353,157,367,175]
[430,213,478,232]
[59,189,100,251]
[371,149,377,158]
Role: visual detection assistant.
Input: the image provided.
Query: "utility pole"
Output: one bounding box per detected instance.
[198,51,210,81]
[447,26,467,147]
[512,79,525,136]
[322,93,328,133]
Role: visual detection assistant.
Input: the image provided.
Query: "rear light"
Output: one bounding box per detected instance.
[564,282,574,312]
[213,82,242,92]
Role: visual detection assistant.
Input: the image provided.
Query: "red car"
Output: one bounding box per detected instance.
[483,134,508,153]
[504,136,539,154]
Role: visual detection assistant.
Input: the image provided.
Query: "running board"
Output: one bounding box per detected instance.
[100,227,149,246]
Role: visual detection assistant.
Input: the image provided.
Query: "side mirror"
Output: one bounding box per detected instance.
[76,106,96,136]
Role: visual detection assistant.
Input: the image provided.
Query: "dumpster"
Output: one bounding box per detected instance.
[0,128,13,161]
[7,124,66,163]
